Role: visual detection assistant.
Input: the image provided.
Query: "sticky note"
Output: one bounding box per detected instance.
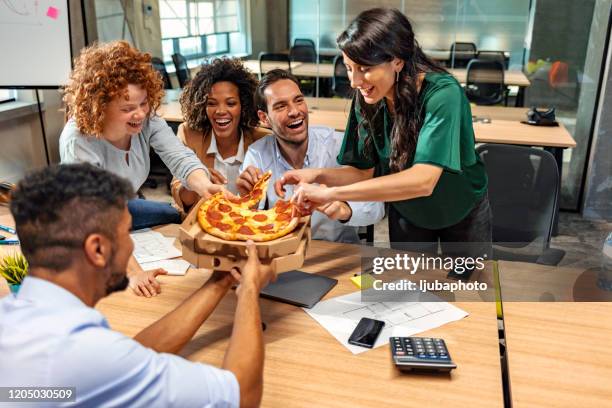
[46,7,59,20]
[350,274,375,289]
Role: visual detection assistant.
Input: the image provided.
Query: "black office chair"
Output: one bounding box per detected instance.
[332,54,352,98]
[294,38,316,49]
[477,51,509,69]
[465,59,507,106]
[449,41,477,68]
[171,53,191,88]
[477,144,565,265]
[258,52,291,79]
[151,57,172,89]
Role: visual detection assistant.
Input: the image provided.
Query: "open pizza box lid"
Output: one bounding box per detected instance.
[179,197,311,271]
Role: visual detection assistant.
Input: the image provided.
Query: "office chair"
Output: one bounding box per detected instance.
[477,144,565,265]
[151,57,173,89]
[289,45,317,96]
[477,51,509,69]
[449,41,477,68]
[294,38,316,49]
[258,52,291,79]
[332,54,352,98]
[465,59,507,105]
[171,53,191,88]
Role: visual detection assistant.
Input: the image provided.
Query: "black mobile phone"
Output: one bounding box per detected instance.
[348,317,385,348]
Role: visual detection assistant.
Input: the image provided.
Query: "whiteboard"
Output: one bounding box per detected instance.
[0,0,71,87]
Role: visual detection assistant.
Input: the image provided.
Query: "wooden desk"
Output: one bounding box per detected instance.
[242,60,530,88]
[0,217,503,407]
[498,261,612,407]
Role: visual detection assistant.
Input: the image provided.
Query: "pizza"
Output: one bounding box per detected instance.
[197,171,301,241]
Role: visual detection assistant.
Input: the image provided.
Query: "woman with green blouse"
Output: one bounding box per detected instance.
[276,8,491,255]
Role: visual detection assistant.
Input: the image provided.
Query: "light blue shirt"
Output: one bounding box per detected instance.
[0,277,239,407]
[241,126,384,243]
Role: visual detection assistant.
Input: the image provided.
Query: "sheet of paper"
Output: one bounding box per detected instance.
[304,285,468,354]
[131,229,182,264]
[140,259,192,276]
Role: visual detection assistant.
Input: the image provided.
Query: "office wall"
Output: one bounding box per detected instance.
[289,0,530,67]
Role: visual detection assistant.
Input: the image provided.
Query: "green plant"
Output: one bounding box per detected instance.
[0,253,28,285]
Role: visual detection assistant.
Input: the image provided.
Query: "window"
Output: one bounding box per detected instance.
[0,89,16,104]
[160,0,247,64]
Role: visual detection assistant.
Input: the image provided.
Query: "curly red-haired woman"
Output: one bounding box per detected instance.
[59,41,223,296]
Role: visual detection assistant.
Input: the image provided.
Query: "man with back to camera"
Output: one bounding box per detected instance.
[0,163,275,407]
[237,69,384,243]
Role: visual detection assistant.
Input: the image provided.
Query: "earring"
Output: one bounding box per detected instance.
[395,71,400,83]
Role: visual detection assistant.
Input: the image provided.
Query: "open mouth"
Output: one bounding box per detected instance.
[214,118,232,130]
[128,120,143,129]
[286,118,304,130]
[360,86,375,97]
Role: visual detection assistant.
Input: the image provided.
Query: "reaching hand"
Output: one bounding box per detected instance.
[274,169,320,198]
[291,182,335,213]
[236,166,263,195]
[230,241,276,295]
[129,268,167,297]
[316,201,352,222]
[208,168,228,185]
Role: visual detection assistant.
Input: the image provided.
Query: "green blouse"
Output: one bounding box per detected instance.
[337,72,488,229]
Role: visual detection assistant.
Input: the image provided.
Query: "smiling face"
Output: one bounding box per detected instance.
[258,79,309,146]
[206,81,242,141]
[342,52,404,105]
[101,84,150,144]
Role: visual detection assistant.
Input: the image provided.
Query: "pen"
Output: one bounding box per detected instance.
[0,225,16,234]
[0,239,19,245]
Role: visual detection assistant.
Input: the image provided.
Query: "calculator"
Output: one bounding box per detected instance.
[390,337,457,372]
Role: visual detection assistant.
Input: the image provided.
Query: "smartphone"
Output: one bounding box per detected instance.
[348,317,385,348]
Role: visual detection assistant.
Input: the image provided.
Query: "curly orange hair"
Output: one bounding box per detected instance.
[63,41,164,135]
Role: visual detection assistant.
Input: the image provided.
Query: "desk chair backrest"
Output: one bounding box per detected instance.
[258,52,291,79]
[171,53,191,88]
[294,38,316,49]
[450,42,477,68]
[477,144,563,264]
[466,59,505,105]
[151,57,172,89]
[332,54,352,99]
[289,45,316,63]
[477,51,508,69]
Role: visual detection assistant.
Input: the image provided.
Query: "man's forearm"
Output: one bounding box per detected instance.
[133,276,232,353]
[222,286,264,407]
[127,255,143,277]
[186,169,213,197]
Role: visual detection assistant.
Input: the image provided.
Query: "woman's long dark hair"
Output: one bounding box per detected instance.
[337,8,446,172]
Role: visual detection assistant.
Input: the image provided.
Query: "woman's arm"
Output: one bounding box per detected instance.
[275,166,374,197]
[292,163,443,207]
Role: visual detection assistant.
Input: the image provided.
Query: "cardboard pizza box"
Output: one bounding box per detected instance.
[183,228,311,273]
[179,197,311,272]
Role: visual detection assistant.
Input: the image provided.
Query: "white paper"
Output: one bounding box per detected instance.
[130,229,182,264]
[140,259,192,276]
[304,285,468,354]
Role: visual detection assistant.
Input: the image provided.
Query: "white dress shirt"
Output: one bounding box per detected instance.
[0,277,239,407]
[241,125,384,243]
[208,131,245,195]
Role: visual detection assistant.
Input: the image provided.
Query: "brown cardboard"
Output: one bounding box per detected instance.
[179,197,311,272]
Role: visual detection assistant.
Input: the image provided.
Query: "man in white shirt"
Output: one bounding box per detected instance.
[0,163,274,407]
[238,69,383,243]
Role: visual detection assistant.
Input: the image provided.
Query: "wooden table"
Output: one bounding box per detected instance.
[498,261,612,407]
[0,216,504,407]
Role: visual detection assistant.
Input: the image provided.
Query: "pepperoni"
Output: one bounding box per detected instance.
[251,188,262,197]
[237,225,255,235]
[259,224,275,231]
[216,222,232,231]
[233,217,247,225]
[276,212,291,221]
[240,195,252,203]
[207,210,223,221]
[275,205,289,214]
[253,214,268,222]
[229,212,241,218]
[218,203,232,213]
